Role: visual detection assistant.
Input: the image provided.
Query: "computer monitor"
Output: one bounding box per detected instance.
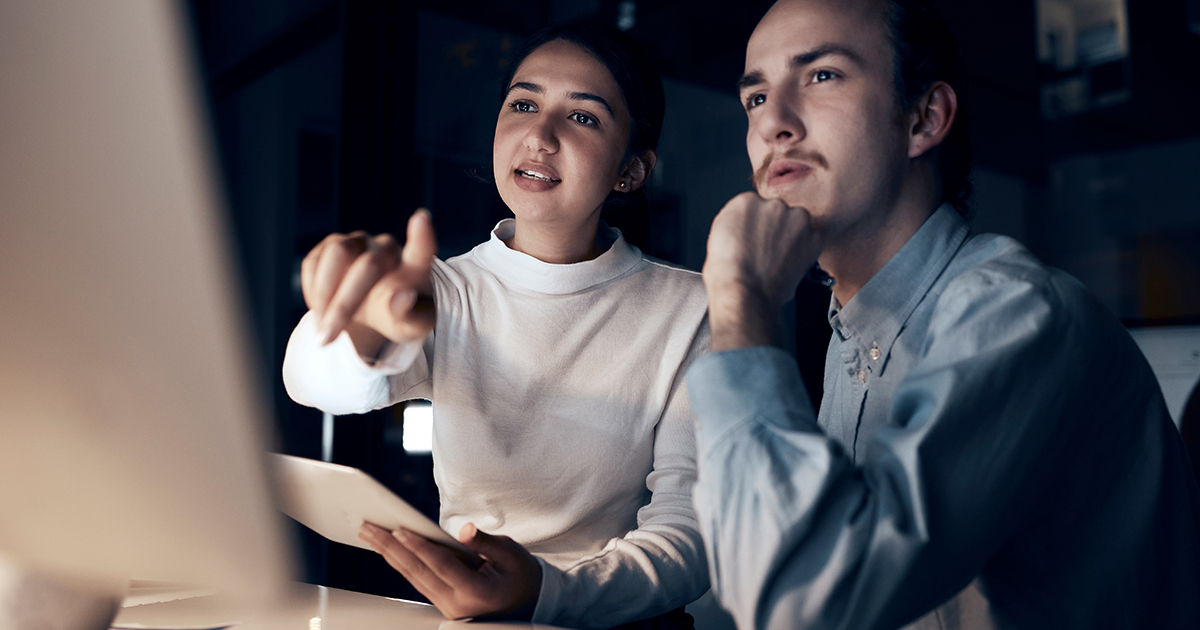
[0,0,294,622]
[1127,325,1200,429]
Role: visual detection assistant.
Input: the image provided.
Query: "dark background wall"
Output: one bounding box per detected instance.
[183,0,1200,603]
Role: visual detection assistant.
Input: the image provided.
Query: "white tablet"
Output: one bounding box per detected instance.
[270,454,479,562]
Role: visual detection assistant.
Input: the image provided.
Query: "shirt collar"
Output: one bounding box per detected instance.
[470,219,643,295]
[827,204,969,373]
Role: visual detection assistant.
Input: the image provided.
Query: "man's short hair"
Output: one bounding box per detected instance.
[883,0,972,215]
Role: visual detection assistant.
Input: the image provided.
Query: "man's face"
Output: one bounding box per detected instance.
[741,0,912,239]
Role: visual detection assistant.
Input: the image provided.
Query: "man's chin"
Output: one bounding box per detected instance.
[757,187,812,211]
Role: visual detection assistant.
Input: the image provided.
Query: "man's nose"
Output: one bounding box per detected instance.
[758,91,806,146]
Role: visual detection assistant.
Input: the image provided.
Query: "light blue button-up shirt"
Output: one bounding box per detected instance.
[688,205,1200,630]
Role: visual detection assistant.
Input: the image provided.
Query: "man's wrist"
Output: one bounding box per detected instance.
[705,278,783,351]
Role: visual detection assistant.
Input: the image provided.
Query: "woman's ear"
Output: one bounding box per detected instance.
[907,81,957,159]
[615,149,658,192]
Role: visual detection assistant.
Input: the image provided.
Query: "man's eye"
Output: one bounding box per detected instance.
[570,112,597,126]
[813,70,837,83]
[746,93,766,110]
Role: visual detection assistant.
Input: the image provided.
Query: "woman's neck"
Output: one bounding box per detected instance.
[504,217,602,264]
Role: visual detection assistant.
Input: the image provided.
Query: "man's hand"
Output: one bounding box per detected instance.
[703,192,824,351]
[358,522,542,621]
[299,209,438,359]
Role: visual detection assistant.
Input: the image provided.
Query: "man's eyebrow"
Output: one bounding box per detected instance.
[790,45,864,69]
[504,82,615,119]
[737,45,865,92]
[736,71,764,93]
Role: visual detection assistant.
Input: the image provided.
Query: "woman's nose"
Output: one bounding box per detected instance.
[523,118,559,153]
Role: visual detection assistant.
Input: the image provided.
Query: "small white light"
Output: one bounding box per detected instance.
[617,1,636,31]
[309,616,322,630]
[403,401,434,454]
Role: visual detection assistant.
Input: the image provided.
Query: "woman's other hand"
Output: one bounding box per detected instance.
[299,209,438,359]
[358,522,542,621]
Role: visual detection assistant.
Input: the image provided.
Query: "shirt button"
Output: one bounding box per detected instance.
[858,369,868,384]
[870,343,881,361]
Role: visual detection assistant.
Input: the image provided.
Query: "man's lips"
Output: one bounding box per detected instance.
[766,158,814,187]
[754,150,827,190]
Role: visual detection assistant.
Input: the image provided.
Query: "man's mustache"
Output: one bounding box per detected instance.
[753,149,829,189]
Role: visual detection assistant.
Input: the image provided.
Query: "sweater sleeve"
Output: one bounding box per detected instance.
[281,310,432,415]
[532,320,712,629]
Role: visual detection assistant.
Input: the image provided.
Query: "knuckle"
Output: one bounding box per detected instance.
[356,255,388,278]
[317,232,345,248]
[373,233,399,249]
[332,234,369,258]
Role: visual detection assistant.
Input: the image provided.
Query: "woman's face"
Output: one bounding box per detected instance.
[493,39,633,231]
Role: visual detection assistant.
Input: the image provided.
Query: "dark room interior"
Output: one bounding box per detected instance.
[182,0,1200,619]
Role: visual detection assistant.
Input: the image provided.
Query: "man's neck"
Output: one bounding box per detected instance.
[820,191,940,308]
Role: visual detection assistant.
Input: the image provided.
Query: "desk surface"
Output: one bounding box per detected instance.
[112,582,557,630]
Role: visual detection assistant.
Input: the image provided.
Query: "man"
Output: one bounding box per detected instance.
[687,0,1200,628]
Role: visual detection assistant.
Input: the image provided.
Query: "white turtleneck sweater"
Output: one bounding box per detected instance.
[282,220,711,628]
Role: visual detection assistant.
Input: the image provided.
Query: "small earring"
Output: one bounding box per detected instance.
[618,181,626,189]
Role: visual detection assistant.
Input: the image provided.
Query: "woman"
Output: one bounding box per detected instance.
[282,21,709,629]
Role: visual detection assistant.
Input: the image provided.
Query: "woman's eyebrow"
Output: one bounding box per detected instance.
[568,92,615,119]
[507,81,542,95]
[505,81,615,120]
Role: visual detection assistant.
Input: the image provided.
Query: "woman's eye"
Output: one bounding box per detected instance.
[509,101,536,113]
[570,112,597,126]
[745,93,766,110]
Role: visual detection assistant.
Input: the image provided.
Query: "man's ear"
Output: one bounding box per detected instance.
[615,149,658,192]
[908,81,957,159]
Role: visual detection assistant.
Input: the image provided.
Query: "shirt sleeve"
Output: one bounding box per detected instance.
[687,276,1092,630]
[532,321,712,629]
[281,310,432,415]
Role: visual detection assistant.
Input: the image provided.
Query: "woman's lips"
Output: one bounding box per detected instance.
[513,163,562,192]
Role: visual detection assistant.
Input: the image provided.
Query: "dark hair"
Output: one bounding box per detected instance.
[499,20,665,216]
[883,0,972,215]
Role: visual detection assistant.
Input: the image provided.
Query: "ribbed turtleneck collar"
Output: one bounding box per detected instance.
[468,219,644,295]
